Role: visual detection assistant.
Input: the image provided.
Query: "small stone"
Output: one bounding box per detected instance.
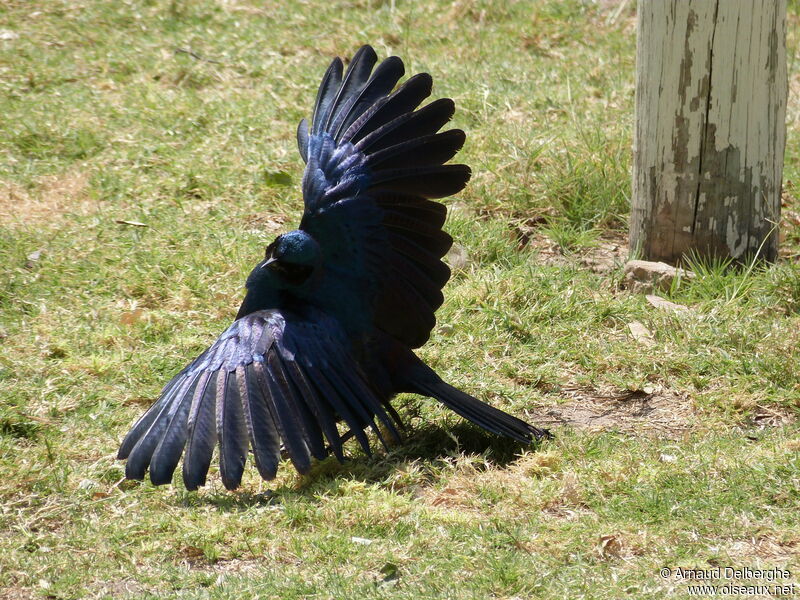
[645,294,691,313]
[623,259,694,293]
[445,243,469,271]
[627,321,655,346]
[25,249,42,268]
[351,536,373,545]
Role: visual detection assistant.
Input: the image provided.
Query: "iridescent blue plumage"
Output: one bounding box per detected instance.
[118,45,549,491]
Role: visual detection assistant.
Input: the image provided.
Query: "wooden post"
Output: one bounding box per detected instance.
[630,0,787,264]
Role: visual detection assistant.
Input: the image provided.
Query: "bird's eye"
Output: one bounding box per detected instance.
[271,261,313,285]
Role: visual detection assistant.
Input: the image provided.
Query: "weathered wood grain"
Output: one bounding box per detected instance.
[630,0,787,264]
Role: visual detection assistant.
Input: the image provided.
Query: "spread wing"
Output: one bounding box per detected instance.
[296,45,471,348]
[117,310,400,490]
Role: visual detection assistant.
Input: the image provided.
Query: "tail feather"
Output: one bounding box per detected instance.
[412,378,551,444]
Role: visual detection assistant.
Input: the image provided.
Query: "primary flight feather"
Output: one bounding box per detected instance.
[118,45,550,490]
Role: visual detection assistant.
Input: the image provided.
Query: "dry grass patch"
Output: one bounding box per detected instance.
[420,451,577,519]
[594,531,649,561]
[518,228,628,273]
[0,588,39,600]
[0,169,92,226]
[540,470,594,521]
[750,405,798,429]
[723,536,800,562]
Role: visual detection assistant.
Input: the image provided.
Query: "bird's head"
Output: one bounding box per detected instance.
[247,229,321,290]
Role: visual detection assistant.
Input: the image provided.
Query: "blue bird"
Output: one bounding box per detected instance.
[118,45,550,490]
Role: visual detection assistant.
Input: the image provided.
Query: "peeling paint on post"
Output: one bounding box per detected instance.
[630,0,787,264]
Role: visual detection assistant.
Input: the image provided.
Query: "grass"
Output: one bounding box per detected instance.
[1,0,799,598]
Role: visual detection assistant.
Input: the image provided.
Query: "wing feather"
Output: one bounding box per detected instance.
[331,56,405,142]
[299,46,469,348]
[297,118,310,162]
[343,73,433,145]
[117,366,189,460]
[240,363,281,480]
[217,370,249,490]
[282,359,346,461]
[365,130,465,171]
[376,195,448,229]
[321,45,377,132]
[356,98,456,154]
[118,310,399,489]
[182,370,218,490]
[124,374,196,481]
[149,375,201,485]
[311,58,343,135]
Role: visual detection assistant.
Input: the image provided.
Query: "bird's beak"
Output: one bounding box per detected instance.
[260,257,278,269]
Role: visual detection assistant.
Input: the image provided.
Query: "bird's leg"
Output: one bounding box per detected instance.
[334,429,356,449]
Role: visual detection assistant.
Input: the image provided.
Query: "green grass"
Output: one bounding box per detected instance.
[1,0,800,598]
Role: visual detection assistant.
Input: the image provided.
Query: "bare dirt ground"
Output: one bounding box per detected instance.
[533,386,795,441]
[535,387,695,439]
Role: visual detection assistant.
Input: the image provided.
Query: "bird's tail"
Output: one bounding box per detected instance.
[408,364,551,444]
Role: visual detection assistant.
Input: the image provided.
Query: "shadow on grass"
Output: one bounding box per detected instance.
[185,421,550,511]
